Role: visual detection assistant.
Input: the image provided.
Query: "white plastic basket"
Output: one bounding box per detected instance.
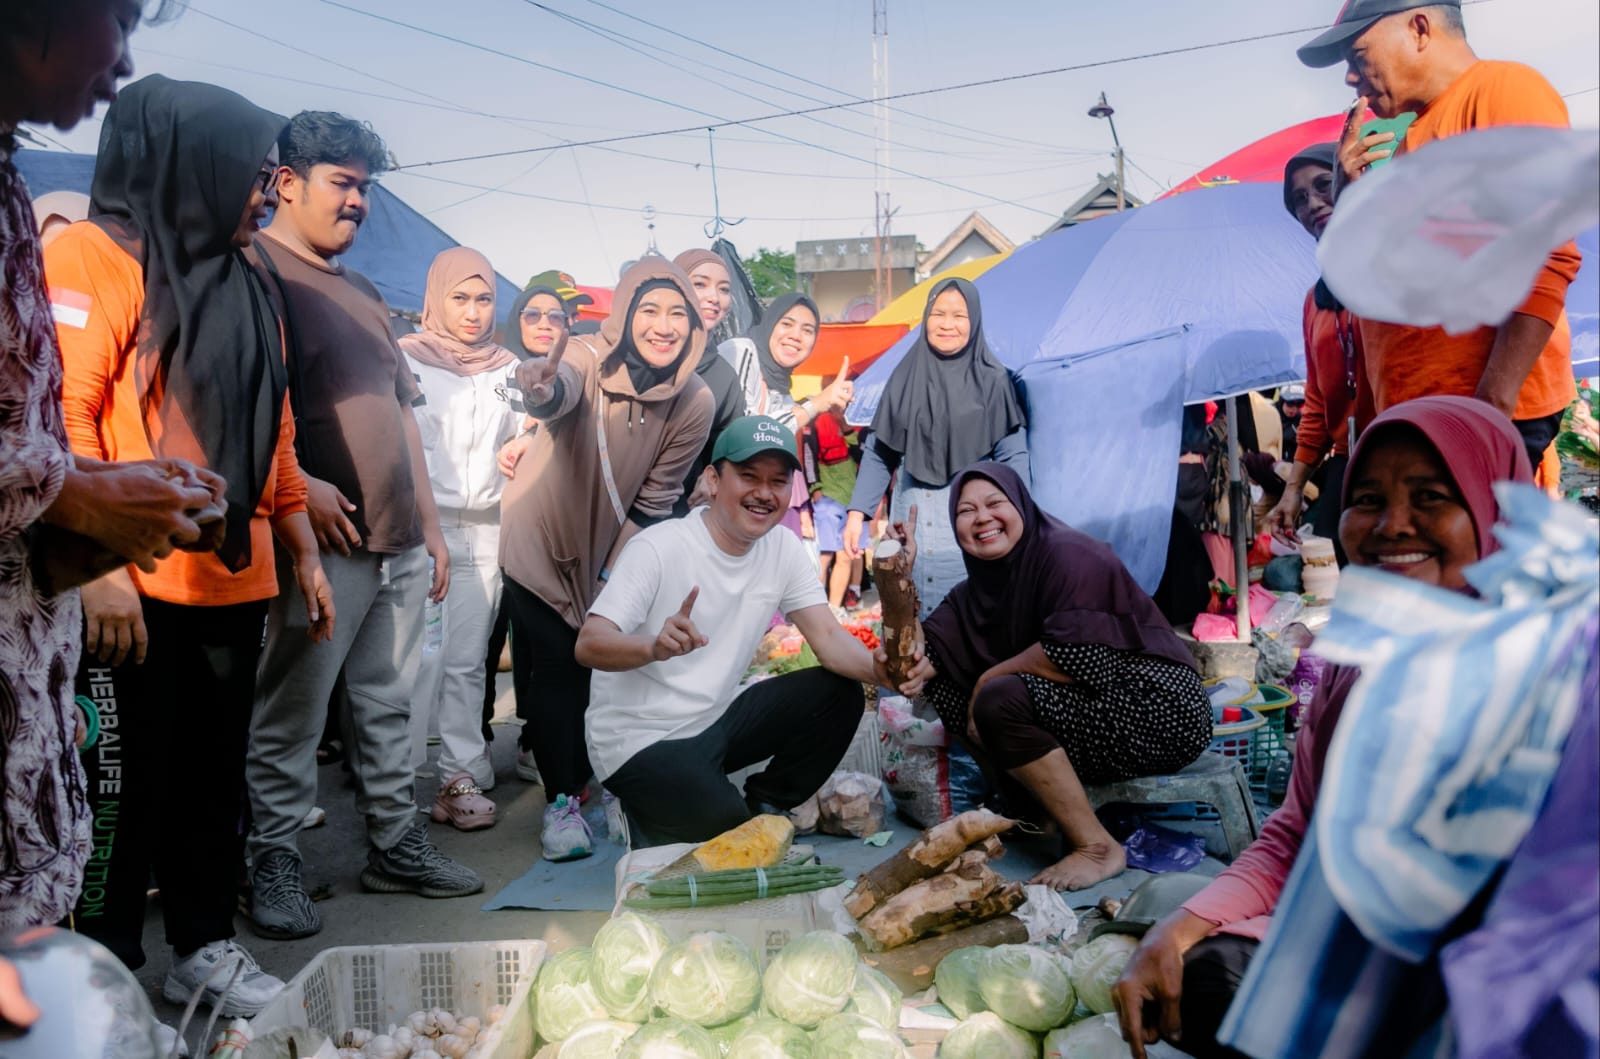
[245,940,545,1059]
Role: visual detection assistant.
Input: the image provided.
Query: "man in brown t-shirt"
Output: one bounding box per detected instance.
[243,112,481,940]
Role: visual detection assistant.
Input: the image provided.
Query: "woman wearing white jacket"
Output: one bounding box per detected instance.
[399,248,525,830]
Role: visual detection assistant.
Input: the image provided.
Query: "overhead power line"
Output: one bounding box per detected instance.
[541,0,1096,159]
[386,19,1440,171]
[577,0,1073,157]
[319,0,1064,218]
[396,166,1080,223]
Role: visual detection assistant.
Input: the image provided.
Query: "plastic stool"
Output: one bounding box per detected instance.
[1085,753,1262,861]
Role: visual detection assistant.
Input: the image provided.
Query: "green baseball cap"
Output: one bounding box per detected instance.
[711,414,801,470]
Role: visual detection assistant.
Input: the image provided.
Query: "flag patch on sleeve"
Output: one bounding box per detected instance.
[49,287,91,329]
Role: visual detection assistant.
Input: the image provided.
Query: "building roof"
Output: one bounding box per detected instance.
[917,211,1014,277]
[1036,174,1144,238]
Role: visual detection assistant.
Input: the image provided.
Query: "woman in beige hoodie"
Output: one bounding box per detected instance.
[498,258,713,860]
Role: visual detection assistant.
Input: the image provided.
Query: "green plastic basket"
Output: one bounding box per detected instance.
[1248,684,1296,791]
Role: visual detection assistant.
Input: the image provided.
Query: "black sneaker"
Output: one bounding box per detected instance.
[360,823,484,898]
[248,850,321,939]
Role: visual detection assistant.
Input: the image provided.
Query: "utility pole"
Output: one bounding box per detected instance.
[872,0,892,310]
[1089,92,1125,212]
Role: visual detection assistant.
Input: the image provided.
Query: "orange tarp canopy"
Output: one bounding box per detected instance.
[795,322,908,382]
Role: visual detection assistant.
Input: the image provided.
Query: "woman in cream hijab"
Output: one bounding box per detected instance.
[398,247,522,830]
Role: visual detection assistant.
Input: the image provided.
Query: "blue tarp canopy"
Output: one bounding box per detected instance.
[849,181,1321,425]
[848,181,1321,589]
[1570,226,1599,378]
[14,148,519,316]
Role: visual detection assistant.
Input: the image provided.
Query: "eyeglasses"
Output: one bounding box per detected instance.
[520,308,569,327]
[257,167,281,195]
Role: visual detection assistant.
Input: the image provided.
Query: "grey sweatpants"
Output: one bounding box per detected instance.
[247,545,428,860]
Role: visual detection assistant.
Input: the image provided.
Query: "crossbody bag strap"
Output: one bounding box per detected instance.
[592,383,628,526]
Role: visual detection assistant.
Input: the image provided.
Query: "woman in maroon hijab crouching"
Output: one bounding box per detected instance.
[917,463,1212,890]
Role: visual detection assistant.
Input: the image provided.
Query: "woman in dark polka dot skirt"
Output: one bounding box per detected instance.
[917,463,1211,891]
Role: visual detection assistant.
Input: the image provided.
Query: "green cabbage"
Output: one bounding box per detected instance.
[648,932,761,1028]
[536,947,611,1043]
[937,1012,1038,1058]
[933,948,988,1020]
[617,1018,720,1059]
[726,1016,813,1058]
[843,965,902,1031]
[706,1013,756,1056]
[810,1013,907,1058]
[761,932,858,1028]
[592,912,672,1021]
[1042,1014,1129,1059]
[558,1018,641,1058]
[975,945,1075,1033]
[1067,935,1139,1016]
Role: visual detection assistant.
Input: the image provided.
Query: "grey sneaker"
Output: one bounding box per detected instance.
[247,850,321,940]
[162,939,285,1017]
[361,822,484,898]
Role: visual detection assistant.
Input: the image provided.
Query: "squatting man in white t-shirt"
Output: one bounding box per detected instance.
[575,415,933,846]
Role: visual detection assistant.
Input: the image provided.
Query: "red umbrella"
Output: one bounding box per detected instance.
[1160,113,1368,199]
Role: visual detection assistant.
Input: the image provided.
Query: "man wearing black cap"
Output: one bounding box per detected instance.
[1265,143,1368,553]
[1298,0,1581,473]
[575,415,931,845]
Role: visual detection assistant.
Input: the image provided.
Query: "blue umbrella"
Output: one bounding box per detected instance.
[1570,226,1598,379]
[847,181,1320,590]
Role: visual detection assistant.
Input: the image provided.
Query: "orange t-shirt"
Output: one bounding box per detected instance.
[1358,60,1581,421]
[46,221,307,607]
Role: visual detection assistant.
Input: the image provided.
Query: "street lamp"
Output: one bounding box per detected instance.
[1088,92,1125,211]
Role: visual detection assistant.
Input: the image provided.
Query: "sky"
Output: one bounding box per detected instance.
[34,0,1600,287]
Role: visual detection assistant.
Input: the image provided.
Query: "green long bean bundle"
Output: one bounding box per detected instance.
[625,864,843,909]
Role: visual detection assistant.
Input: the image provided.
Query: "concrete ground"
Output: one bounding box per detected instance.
[139,672,608,1052]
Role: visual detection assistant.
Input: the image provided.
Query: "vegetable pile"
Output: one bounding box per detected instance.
[530,924,912,1057]
[929,942,1144,1057]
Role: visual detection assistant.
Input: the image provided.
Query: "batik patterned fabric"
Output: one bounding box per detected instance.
[0,137,91,932]
[1217,484,1599,1057]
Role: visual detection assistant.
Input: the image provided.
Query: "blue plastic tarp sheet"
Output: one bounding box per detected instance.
[13,148,519,315]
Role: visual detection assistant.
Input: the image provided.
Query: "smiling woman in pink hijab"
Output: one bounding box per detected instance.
[397,247,522,831]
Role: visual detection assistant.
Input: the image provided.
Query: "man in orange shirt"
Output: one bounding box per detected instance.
[47,76,333,1018]
[1299,0,1581,470]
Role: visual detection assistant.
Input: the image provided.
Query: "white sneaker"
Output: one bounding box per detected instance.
[302,806,327,829]
[162,939,285,1017]
[601,790,628,845]
[154,1022,190,1058]
[540,794,593,862]
[515,749,543,784]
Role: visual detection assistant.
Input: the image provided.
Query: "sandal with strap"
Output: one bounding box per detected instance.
[430,773,497,832]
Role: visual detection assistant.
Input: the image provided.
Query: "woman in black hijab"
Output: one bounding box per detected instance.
[718,292,848,537]
[48,74,328,1001]
[919,463,1211,891]
[843,278,1028,616]
[503,284,571,361]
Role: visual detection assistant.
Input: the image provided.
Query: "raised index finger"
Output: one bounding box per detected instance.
[839,356,851,379]
[678,586,699,617]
